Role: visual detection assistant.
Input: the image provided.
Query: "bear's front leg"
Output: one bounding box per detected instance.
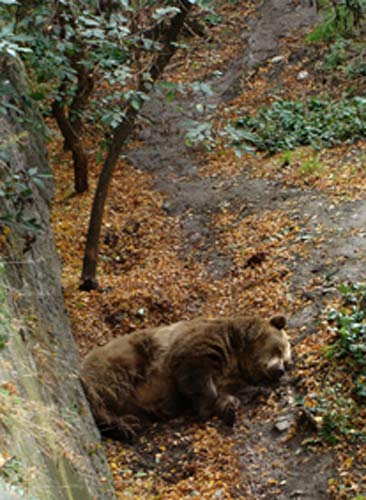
[214,394,241,426]
[174,369,219,420]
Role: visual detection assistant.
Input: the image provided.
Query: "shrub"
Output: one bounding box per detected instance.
[306,0,365,44]
[227,96,366,155]
[327,283,366,397]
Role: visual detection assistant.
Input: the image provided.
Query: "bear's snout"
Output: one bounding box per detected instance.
[270,366,285,380]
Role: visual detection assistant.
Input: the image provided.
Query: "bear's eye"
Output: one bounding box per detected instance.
[271,347,282,358]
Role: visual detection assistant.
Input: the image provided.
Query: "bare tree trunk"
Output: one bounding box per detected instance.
[80,0,192,290]
[52,2,94,193]
[65,54,94,150]
[79,107,138,290]
[52,97,89,193]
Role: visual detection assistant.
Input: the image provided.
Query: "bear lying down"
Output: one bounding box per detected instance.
[80,314,291,440]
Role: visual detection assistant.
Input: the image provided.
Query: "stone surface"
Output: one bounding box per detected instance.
[0,56,115,500]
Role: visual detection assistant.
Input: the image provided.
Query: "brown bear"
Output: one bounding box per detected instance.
[80,314,291,440]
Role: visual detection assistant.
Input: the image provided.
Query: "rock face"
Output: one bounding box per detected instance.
[0,57,115,499]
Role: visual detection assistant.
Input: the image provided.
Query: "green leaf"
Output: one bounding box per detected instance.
[130,97,141,111]
[28,168,38,177]
[152,7,180,19]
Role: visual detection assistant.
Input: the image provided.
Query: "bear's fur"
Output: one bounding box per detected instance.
[80,314,291,440]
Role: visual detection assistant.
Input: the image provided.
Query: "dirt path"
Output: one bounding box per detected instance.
[129,0,319,280]
[124,0,366,497]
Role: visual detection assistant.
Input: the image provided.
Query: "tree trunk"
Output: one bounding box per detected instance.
[52,98,89,193]
[63,54,94,151]
[53,3,94,191]
[80,0,192,290]
[80,107,138,291]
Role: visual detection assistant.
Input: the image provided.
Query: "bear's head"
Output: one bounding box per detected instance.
[236,315,291,383]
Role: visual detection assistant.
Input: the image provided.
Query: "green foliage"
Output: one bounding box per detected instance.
[323,38,349,70]
[327,39,366,77]
[316,34,366,80]
[300,156,323,176]
[0,23,32,57]
[302,386,366,445]
[309,1,366,88]
[297,284,366,446]
[307,0,365,43]
[0,262,9,350]
[327,283,366,383]
[183,82,216,149]
[307,8,347,43]
[0,1,31,56]
[0,456,22,482]
[316,390,365,444]
[0,164,50,233]
[306,13,340,43]
[227,96,366,155]
[281,149,292,166]
[0,78,20,116]
[204,11,222,25]
[0,481,41,500]
[0,0,215,137]
[347,58,366,76]
[15,3,134,128]
[185,119,215,149]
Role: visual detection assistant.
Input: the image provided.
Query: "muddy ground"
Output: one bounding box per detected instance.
[123,0,366,497]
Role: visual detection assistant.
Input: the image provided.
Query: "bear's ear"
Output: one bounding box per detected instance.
[270,315,286,330]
